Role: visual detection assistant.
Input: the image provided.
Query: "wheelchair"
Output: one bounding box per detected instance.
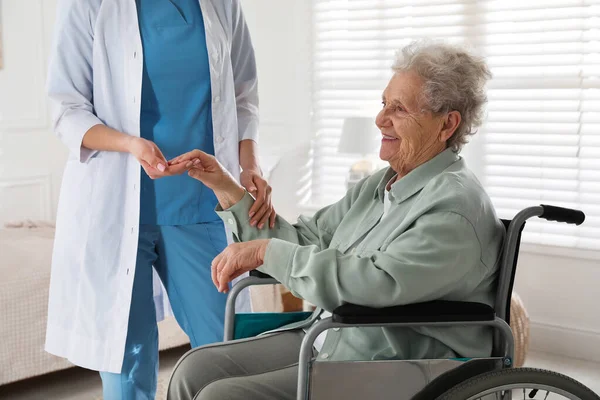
[222,205,598,400]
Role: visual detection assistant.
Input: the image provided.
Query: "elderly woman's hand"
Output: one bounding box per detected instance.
[168,150,237,191]
[211,240,270,293]
[171,150,277,228]
[240,169,276,229]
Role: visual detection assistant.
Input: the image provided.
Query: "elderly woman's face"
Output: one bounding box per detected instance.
[375,71,456,175]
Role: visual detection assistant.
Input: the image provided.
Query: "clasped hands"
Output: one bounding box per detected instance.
[128,137,274,292]
[129,137,275,229]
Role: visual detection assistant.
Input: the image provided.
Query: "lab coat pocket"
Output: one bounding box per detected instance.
[56,161,94,229]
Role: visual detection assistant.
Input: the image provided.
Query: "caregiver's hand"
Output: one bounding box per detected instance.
[211,240,270,293]
[240,169,276,229]
[169,149,238,191]
[128,137,174,179]
[170,150,277,226]
[169,149,245,208]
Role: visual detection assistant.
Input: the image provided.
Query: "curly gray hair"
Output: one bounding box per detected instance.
[392,41,492,152]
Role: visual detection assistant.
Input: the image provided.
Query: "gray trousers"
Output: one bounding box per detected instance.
[167,331,307,400]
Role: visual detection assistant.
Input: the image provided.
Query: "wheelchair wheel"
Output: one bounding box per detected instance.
[436,367,600,400]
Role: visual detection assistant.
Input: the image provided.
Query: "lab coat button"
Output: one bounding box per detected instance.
[228,218,235,225]
[214,96,221,103]
[133,51,137,58]
[217,136,224,143]
[320,353,329,359]
[333,328,340,332]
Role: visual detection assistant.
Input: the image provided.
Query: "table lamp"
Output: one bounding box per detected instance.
[338,117,381,189]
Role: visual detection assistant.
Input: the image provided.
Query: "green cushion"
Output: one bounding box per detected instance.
[234,312,313,340]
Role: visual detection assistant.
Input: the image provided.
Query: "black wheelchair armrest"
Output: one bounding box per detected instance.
[331,300,495,325]
[250,269,277,280]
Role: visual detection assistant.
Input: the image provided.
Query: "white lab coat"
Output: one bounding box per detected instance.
[45,0,258,373]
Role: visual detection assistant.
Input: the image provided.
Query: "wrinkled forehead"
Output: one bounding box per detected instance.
[382,71,424,110]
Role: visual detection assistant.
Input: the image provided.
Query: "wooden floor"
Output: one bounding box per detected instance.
[1,349,598,399]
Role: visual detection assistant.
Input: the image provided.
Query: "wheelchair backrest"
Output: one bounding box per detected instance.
[496,219,526,325]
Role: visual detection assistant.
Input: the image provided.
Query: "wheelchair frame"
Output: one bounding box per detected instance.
[223,205,585,400]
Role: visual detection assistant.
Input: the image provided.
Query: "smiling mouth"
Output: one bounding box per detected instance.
[382,134,399,141]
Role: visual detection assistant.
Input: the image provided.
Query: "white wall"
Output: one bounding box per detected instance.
[515,249,600,362]
[242,0,313,155]
[0,0,65,225]
[241,0,314,220]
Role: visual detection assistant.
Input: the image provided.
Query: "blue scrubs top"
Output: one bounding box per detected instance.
[137,0,220,225]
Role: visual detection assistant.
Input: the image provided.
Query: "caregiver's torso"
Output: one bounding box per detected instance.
[75,0,240,170]
[55,0,241,234]
[137,0,219,225]
[46,0,247,371]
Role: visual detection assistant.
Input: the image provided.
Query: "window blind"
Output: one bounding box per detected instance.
[311,0,600,250]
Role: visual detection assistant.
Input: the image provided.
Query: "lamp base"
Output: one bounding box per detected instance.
[346,158,378,190]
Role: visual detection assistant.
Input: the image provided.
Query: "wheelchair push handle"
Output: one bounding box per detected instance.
[539,205,585,225]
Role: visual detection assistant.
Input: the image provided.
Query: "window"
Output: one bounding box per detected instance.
[311,0,600,250]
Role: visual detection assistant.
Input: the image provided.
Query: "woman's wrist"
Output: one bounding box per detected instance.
[215,181,246,210]
[83,124,136,154]
[123,135,139,154]
[259,239,270,263]
[239,139,261,173]
[240,159,261,174]
[242,165,262,175]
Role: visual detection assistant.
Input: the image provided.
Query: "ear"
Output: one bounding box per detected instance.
[439,111,461,143]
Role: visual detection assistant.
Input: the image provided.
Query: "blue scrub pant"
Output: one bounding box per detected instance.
[100,222,229,399]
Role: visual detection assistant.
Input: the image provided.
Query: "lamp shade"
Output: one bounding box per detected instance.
[337,117,381,155]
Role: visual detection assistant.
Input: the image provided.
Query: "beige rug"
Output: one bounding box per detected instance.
[90,375,169,400]
[2,347,187,400]
[89,377,168,400]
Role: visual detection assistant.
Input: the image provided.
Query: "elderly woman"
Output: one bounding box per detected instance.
[166,41,504,400]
